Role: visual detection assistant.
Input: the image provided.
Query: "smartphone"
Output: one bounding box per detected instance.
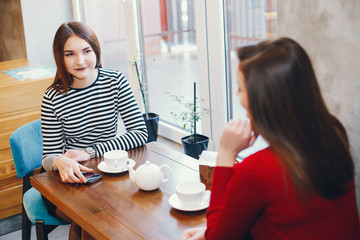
[81,171,102,184]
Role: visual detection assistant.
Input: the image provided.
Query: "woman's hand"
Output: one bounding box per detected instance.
[64,149,90,162]
[217,119,257,167]
[54,155,93,184]
[181,226,206,240]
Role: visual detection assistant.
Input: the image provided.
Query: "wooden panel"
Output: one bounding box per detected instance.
[0,149,16,180]
[0,134,11,151]
[0,0,27,61]
[0,176,23,219]
[0,109,40,134]
[0,184,22,214]
[0,204,22,220]
[0,59,51,220]
[0,175,22,191]
[0,110,41,151]
[0,79,52,115]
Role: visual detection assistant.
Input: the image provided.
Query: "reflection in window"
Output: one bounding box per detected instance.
[227,0,277,120]
[140,0,201,132]
[226,0,277,157]
[82,0,129,77]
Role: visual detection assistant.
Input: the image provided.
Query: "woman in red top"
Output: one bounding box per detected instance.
[182,37,360,240]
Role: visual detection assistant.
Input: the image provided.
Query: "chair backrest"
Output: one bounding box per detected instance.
[9,119,43,179]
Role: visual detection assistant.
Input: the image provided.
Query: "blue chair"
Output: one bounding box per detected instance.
[9,119,68,240]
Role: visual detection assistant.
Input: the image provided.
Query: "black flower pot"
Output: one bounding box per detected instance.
[181,134,209,159]
[143,113,159,143]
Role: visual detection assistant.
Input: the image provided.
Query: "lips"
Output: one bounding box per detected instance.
[75,67,87,71]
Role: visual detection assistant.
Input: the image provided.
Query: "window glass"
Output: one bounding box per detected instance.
[82,0,129,77]
[140,0,202,134]
[226,0,277,157]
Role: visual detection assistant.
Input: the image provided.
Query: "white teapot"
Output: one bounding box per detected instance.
[127,161,172,191]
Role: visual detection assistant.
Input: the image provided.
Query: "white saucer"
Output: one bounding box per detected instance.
[97,159,136,173]
[169,191,211,211]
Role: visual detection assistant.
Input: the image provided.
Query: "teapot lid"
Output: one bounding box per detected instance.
[139,160,157,170]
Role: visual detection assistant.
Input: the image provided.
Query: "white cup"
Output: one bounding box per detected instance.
[176,181,207,206]
[103,150,128,170]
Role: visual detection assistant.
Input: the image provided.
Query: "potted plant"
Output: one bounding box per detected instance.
[134,57,159,142]
[169,82,209,159]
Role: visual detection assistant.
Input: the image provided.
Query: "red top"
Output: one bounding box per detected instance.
[206,147,360,240]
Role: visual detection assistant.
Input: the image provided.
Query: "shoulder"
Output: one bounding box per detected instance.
[99,68,125,80]
[98,68,128,87]
[43,87,62,101]
[223,148,280,195]
[234,147,281,175]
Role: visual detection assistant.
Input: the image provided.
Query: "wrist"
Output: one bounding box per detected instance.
[216,151,237,167]
[85,146,97,159]
[52,155,63,171]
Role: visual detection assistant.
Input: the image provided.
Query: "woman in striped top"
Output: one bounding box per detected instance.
[42,21,147,183]
[41,21,147,239]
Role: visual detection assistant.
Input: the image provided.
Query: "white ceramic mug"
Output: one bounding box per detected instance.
[176,181,208,206]
[103,150,128,170]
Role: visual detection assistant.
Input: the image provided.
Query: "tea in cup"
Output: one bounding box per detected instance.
[176,181,207,206]
[103,150,128,170]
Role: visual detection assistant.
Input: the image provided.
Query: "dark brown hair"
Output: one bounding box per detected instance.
[50,21,102,93]
[237,37,354,199]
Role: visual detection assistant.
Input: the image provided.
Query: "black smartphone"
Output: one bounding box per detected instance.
[81,171,102,184]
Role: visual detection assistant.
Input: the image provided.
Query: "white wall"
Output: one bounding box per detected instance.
[277,0,360,210]
[20,0,73,67]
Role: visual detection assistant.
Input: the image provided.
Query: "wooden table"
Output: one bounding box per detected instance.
[30,142,207,239]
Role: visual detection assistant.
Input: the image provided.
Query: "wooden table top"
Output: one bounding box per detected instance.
[0,59,41,87]
[30,142,207,240]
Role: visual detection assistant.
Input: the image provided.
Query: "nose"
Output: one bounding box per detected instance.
[76,54,85,64]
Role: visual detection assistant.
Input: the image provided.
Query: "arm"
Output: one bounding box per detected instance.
[205,119,262,239]
[93,73,148,156]
[206,163,268,240]
[41,91,92,183]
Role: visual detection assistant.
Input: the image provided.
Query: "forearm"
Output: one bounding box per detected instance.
[94,129,147,156]
[42,154,61,172]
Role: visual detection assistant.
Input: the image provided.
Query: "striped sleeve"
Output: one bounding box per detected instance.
[41,89,64,167]
[93,72,148,156]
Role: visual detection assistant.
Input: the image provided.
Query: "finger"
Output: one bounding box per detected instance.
[69,173,82,183]
[243,121,253,136]
[79,165,94,173]
[62,174,75,184]
[74,169,87,183]
[64,167,82,183]
[248,133,257,146]
[181,232,192,240]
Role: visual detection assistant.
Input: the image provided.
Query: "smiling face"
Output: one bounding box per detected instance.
[63,35,97,88]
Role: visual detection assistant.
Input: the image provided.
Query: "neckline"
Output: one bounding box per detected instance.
[70,68,100,91]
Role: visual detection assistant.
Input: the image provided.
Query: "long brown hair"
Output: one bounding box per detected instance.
[237,37,354,199]
[50,21,102,93]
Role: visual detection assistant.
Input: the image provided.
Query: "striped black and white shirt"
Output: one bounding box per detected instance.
[41,68,148,171]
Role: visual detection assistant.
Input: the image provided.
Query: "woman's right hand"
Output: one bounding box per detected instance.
[217,119,257,167]
[181,226,206,240]
[54,155,93,184]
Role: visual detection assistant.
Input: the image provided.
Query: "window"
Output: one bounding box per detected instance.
[75,0,277,153]
[82,0,129,77]
[223,0,277,157]
[139,0,203,141]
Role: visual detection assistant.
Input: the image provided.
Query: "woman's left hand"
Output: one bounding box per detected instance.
[65,149,91,162]
[181,226,206,240]
[217,119,257,167]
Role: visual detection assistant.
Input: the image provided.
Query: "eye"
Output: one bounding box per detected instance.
[84,49,92,54]
[64,52,73,57]
[236,87,241,94]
